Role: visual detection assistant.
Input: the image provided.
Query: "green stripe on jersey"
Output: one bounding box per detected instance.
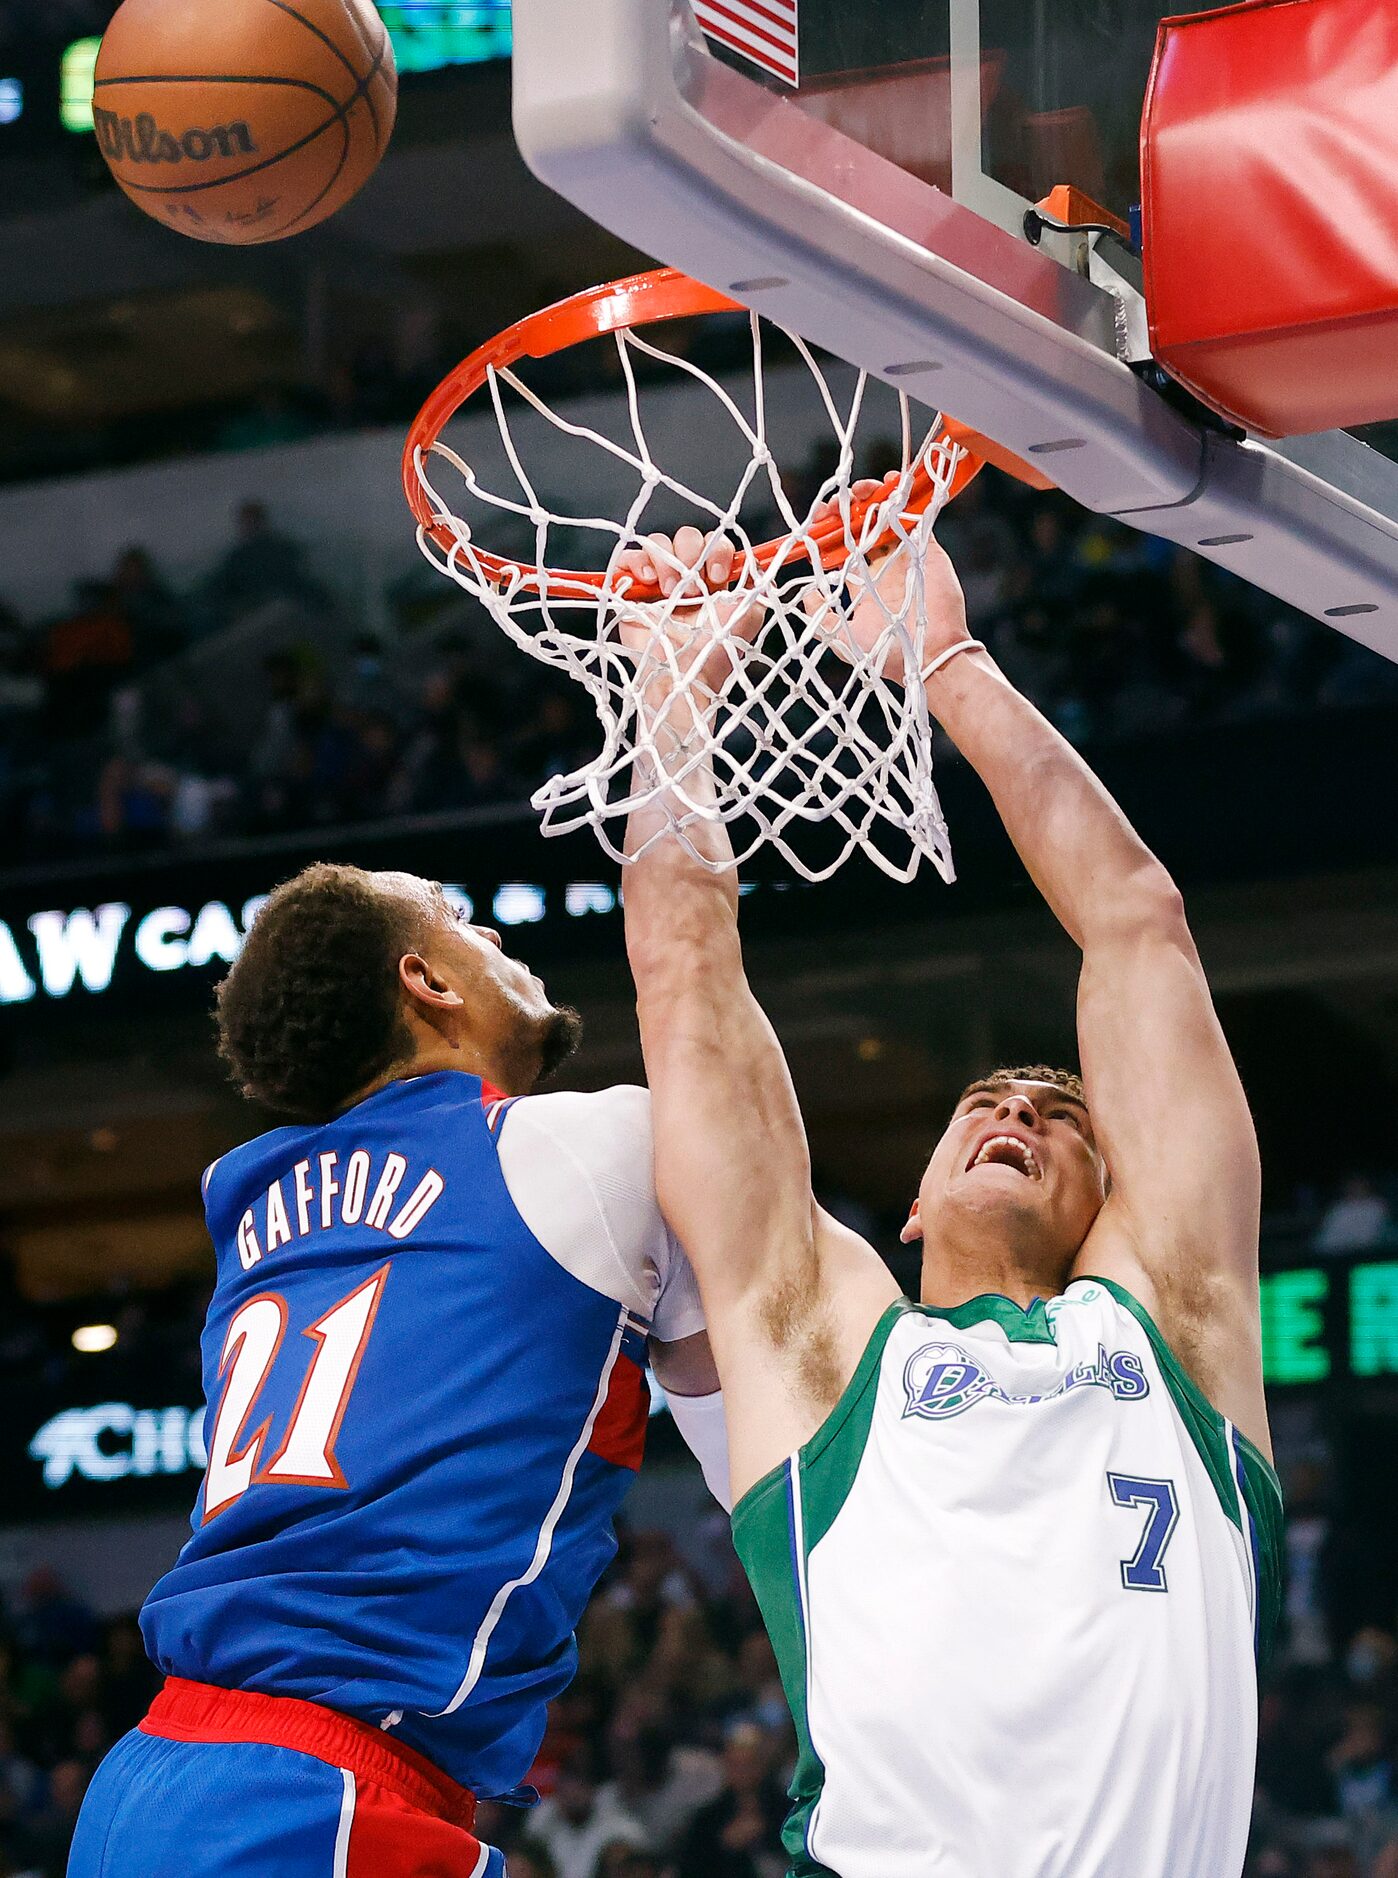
[1237,1437,1285,1668]
[732,1299,906,1876]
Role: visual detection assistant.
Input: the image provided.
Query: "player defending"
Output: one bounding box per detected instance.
[621,520,1283,1877]
[68,866,726,1878]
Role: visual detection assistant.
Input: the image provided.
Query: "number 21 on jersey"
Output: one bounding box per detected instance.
[203,1266,389,1520]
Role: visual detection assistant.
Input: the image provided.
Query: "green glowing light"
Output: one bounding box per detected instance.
[379,3,513,74]
[1350,1260,1398,1377]
[1260,1268,1330,1384]
[60,37,99,133]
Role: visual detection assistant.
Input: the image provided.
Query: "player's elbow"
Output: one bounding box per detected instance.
[1088,864,1190,949]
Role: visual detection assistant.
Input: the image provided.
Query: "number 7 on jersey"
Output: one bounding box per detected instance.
[1107,1472,1180,1593]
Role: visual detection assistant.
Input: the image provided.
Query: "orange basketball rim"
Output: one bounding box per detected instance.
[403,267,1051,604]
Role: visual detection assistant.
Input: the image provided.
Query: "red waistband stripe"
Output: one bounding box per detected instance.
[141,1677,478,1832]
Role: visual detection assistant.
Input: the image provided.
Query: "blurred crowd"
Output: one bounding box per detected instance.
[3,455,1397,870]
[3,1474,1398,1878]
[0,1572,160,1878]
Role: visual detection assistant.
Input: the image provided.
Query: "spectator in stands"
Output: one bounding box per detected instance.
[0,1718,40,1830]
[514,689,590,789]
[205,501,326,622]
[1022,501,1087,616]
[726,1631,788,1738]
[109,549,187,669]
[603,1533,695,1654]
[991,599,1071,724]
[507,1849,559,1878]
[596,1842,663,1878]
[39,582,132,742]
[595,1722,721,1856]
[1283,1460,1347,1665]
[96,1620,157,1741]
[1346,1629,1398,1702]
[1317,1178,1393,1254]
[390,660,474,814]
[675,1720,787,1878]
[11,1573,97,1672]
[0,601,40,727]
[1373,1835,1398,1878]
[95,748,175,850]
[1328,1699,1392,1821]
[11,1758,90,1878]
[1304,1823,1362,1878]
[523,1746,647,1878]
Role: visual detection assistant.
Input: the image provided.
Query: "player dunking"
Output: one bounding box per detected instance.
[620,519,1283,1877]
[68,865,728,1878]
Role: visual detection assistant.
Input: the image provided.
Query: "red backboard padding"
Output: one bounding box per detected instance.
[1142,0,1398,438]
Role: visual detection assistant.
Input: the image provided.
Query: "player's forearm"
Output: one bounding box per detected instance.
[925,648,1177,948]
[623,685,742,987]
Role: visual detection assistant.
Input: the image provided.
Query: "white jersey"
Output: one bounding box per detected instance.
[732,1278,1282,1878]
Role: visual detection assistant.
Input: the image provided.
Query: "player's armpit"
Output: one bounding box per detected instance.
[711,1207,900,1502]
[1072,895,1269,1454]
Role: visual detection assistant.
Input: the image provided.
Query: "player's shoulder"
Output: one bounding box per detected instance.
[493,1085,665,1316]
[507,1081,653,1124]
[498,1083,654,1158]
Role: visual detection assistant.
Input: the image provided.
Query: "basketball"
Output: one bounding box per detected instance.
[92,0,397,245]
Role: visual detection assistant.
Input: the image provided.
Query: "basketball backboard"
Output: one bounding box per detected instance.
[511,0,1398,653]
[690,0,1161,235]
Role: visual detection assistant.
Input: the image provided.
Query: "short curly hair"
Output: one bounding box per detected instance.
[215,863,426,1122]
[958,1064,1086,1109]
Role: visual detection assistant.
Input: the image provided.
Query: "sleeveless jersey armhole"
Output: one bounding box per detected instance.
[731,1299,909,1538]
[1083,1274,1284,1663]
[730,1299,908,1878]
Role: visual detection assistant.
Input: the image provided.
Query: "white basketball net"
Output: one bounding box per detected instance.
[410,310,966,883]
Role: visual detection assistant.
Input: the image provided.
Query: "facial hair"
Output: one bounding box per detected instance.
[533,1004,584,1086]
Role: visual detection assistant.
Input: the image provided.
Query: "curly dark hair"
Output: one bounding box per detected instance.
[958,1064,1086,1109]
[215,863,426,1122]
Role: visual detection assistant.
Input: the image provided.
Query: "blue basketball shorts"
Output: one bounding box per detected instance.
[66,1677,507,1878]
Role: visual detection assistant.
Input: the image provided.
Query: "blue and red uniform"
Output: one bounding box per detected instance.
[68,1071,706,1877]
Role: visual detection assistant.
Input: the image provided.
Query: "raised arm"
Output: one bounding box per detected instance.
[872,532,1267,1449]
[621,531,898,1498]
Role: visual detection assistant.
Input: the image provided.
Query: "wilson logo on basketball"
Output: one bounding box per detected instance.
[92,108,258,165]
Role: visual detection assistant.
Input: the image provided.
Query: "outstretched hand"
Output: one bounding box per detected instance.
[803,475,972,687]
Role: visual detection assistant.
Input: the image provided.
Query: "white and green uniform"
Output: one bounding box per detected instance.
[732,1277,1282,1878]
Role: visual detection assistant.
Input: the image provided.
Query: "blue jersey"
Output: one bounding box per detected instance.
[141,1071,696,1799]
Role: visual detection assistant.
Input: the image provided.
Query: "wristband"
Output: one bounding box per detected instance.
[921,637,987,683]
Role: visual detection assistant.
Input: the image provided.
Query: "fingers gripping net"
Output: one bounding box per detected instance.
[409,298,967,884]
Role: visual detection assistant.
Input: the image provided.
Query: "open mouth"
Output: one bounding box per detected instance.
[965,1135,1042,1180]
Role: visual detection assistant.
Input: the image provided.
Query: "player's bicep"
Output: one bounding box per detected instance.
[1078,913,1260,1280]
[638,970,819,1313]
